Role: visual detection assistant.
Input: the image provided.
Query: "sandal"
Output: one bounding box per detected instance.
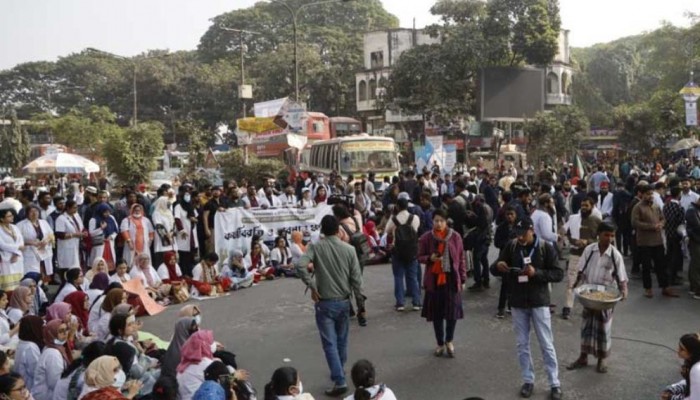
[566,359,588,370]
[446,342,455,358]
[434,346,445,357]
[596,362,608,373]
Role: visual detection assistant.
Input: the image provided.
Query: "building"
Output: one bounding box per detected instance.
[545,30,573,107]
[355,28,440,140]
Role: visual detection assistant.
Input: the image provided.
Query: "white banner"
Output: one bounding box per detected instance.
[214,204,333,261]
[686,99,698,127]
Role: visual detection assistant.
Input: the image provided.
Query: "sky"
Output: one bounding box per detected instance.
[0,0,698,70]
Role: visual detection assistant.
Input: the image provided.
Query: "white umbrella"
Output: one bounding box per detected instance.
[22,152,100,174]
[670,138,700,152]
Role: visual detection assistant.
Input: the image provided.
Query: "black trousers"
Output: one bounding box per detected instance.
[616,224,631,256]
[631,235,641,273]
[638,245,669,289]
[178,250,196,278]
[666,237,684,280]
[433,319,457,346]
[498,278,510,311]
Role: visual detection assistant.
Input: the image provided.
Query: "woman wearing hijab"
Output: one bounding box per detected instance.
[161,317,198,378]
[86,273,110,311]
[87,284,123,338]
[176,330,216,400]
[54,268,84,303]
[289,231,306,264]
[20,273,49,317]
[156,251,183,284]
[64,292,89,336]
[79,355,142,400]
[92,289,126,342]
[88,203,119,272]
[177,305,201,318]
[107,339,156,396]
[0,290,19,349]
[152,196,177,267]
[220,250,254,290]
[417,209,467,358]
[0,209,24,291]
[7,286,32,325]
[174,189,199,278]
[84,258,108,290]
[129,253,169,302]
[17,205,54,283]
[13,315,44,392]
[52,340,106,400]
[32,319,70,400]
[120,203,154,269]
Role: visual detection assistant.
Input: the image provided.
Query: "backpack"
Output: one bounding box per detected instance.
[392,214,418,263]
[341,219,371,267]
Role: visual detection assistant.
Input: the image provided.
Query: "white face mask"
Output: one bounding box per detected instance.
[296,381,304,395]
[53,338,66,346]
[194,315,201,326]
[210,341,217,353]
[113,369,127,388]
[184,194,191,203]
[318,178,325,184]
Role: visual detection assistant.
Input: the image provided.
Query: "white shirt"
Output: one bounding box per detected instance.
[55,213,83,270]
[384,210,420,242]
[157,263,182,281]
[681,190,700,211]
[192,262,218,282]
[173,204,198,252]
[54,284,78,303]
[598,192,614,217]
[87,295,106,335]
[343,385,397,400]
[531,209,558,244]
[0,197,22,213]
[130,266,162,289]
[177,358,214,400]
[578,243,629,288]
[32,348,66,400]
[13,340,41,391]
[278,194,297,206]
[52,369,83,400]
[241,195,269,209]
[652,191,665,211]
[688,362,700,400]
[426,180,439,197]
[270,247,292,265]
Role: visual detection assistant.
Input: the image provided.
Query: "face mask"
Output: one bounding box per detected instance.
[210,341,217,353]
[184,194,191,203]
[113,369,127,388]
[53,338,66,346]
[318,178,325,184]
[296,381,304,395]
[194,315,201,326]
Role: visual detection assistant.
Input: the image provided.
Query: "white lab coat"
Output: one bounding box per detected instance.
[88,216,117,267]
[93,311,112,342]
[31,348,67,400]
[87,295,106,336]
[0,310,17,348]
[120,216,154,267]
[278,194,297,207]
[54,284,78,304]
[152,212,177,253]
[7,307,25,325]
[0,224,24,291]
[157,263,182,281]
[54,213,83,270]
[17,219,54,276]
[129,266,162,289]
[52,369,83,400]
[174,204,198,252]
[241,195,269,209]
[177,358,214,400]
[14,339,41,391]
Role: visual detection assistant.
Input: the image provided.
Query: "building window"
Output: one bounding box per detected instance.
[371,51,384,69]
[358,80,367,101]
[547,72,560,94]
[369,79,377,100]
[562,73,571,95]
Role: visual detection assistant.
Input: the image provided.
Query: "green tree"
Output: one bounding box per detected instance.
[45,106,122,158]
[0,109,30,173]
[524,106,589,166]
[174,119,211,174]
[104,122,164,185]
[219,149,285,185]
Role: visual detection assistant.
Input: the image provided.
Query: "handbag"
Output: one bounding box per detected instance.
[172,282,190,304]
[90,233,105,247]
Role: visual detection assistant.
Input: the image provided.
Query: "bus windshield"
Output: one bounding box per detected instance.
[339,140,399,173]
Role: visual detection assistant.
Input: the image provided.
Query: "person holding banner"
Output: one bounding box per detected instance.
[298,188,315,208]
[120,204,154,269]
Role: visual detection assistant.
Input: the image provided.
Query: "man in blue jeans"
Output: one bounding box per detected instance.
[492,217,564,400]
[296,215,364,397]
[385,198,421,311]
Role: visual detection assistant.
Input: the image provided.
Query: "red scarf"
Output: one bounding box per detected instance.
[431,228,449,286]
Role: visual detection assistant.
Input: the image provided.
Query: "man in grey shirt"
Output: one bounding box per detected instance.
[296,215,364,397]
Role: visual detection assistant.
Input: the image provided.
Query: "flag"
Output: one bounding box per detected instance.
[572,154,586,178]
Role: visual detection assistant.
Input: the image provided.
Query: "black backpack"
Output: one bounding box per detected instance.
[341,219,371,267]
[392,214,418,263]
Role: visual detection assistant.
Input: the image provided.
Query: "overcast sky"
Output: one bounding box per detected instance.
[0,0,697,70]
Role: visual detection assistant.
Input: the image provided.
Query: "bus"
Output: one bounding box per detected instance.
[329,117,362,137]
[302,134,400,179]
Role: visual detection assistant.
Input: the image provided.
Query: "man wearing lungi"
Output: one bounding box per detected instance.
[567,222,629,373]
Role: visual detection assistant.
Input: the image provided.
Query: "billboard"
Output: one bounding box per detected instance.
[479,67,545,122]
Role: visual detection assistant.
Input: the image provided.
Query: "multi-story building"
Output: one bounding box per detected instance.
[545,30,573,107]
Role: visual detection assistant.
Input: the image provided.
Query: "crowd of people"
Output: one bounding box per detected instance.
[0,155,697,399]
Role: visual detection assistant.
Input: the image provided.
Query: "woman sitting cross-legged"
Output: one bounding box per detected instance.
[245,242,275,283]
[129,253,170,303]
[220,250,254,290]
[269,236,297,278]
[191,253,231,296]
[78,355,143,400]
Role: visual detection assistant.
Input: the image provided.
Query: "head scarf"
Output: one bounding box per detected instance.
[154,196,175,230]
[46,302,72,322]
[21,272,41,284]
[175,191,195,218]
[18,315,44,349]
[90,272,110,291]
[162,251,179,281]
[84,355,120,388]
[128,203,144,221]
[176,329,214,373]
[101,289,125,313]
[112,304,133,317]
[9,286,31,313]
[363,220,378,240]
[192,381,226,400]
[43,319,70,364]
[108,341,137,375]
[64,291,89,334]
[177,305,201,318]
[161,317,197,378]
[94,203,118,237]
[89,257,108,277]
[20,274,44,315]
[291,231,306,253]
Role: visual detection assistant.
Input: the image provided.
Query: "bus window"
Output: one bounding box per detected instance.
[331,144,339,172]
[313,121,325,133]
[339,140,398,173]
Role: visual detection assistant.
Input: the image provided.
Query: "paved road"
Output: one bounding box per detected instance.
[143,253,696,400]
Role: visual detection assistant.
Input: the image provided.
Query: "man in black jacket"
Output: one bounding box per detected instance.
[685,197,700,299]
[492,217,564,400]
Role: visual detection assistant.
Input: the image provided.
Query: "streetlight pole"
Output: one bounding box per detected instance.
[271,0,354,102]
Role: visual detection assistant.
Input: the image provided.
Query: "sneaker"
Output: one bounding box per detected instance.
[550,387,562,400]
[496,310,505,319]
[395,305,405,312]
[693,294,700,300]
[358,314,367,327]
[506,307,512,314]
[324,385,348,397]
[561,307,570,320]
[520,383,534,398]
[412,305,422,311]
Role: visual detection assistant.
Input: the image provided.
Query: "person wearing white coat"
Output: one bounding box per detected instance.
[13,315,44,392]
[120,203,154,268]
[54,200,85,272]
[17,206,54,279]
[0,291,19,349]
[0,209,25,291]
[32,319,70,400]
[151,197,177,267]
[88,203,119,272]
[174,194,199,277]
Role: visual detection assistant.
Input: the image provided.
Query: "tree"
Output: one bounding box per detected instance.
[103,122,164,185]
[219,149,285,185]
[174,118,211,174]
[524,106,589,166]
[0,109,30,173]
[45,106,123,159]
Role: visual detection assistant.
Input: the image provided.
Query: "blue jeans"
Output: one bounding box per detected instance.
[511,307,560,388]
[392,258,421,307]
[314,299,350,386]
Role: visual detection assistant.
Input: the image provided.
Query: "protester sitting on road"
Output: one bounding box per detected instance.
[85,257,109,289]
[344,359,397,400]
[110,261,131,285]
[264,366,313,400]
[7,286,32,325]
[13,315,44,392]
[19,272,48,317]
[289,231,307,264]
[54,268,84,303]
[246,242,274,283]
[176,330,217,400]
[161,316,198,378]
[52,340,106,400]
[79,355,143,400]
[156,251,184,284]
[92,288,126,342]
[32,320,70,400]
[0,372,32,400]
[220,250,254,290]
[270,236,296,278]
[191,253,231,296]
